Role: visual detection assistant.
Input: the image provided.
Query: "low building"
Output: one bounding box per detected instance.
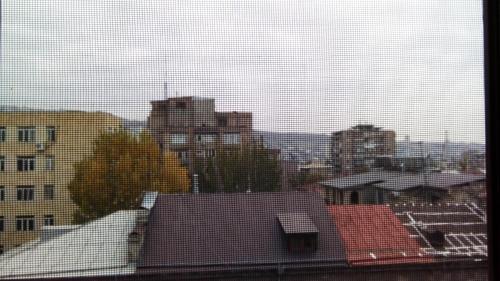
[297,160,333,178]
[0,111,122,252]
[319,171,485,205]
[0,210,137,279]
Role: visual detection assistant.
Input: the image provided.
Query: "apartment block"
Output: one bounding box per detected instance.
[0,111,122,252]
[331,124,395,175]
[147,96,253,172]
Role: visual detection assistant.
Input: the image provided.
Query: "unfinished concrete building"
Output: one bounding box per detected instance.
[147,96,253,173]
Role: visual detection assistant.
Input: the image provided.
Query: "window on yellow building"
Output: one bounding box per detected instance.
[47,126,56,142]
[17,127,36,142]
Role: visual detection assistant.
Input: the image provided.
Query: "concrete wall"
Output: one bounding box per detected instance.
[193,99,216,127]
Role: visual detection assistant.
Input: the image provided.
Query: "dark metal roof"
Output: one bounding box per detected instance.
[277,213,319,234]
[373,174,436,191]
[137,192,346,272]
[321,172,485,192]
[424,173,485,188]
[375,173,485,191]
[320,171,398,190]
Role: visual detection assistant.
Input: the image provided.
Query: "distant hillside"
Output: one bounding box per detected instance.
[254,131,330,161]
[1,107,483,161]
[255,130,485,162]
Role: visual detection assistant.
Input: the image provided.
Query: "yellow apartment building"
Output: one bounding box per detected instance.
[0,111,122,253]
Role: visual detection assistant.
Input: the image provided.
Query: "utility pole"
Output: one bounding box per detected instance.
[441,131,449,171]
[419,141,429,185]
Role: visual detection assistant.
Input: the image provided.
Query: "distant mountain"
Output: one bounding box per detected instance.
[0,108,485,161]
[254,131,331,162]
[396,141,485,160]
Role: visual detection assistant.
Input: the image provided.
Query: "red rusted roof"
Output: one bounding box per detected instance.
[329,205,433,266]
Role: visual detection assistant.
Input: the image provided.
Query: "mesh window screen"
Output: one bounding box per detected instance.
[0,1,488,280]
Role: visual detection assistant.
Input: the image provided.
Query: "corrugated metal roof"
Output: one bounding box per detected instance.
[321,172,485,191]
[374,173,485,191]
[277,213,319,234]
[374,174,430,191]
[320,171,398,189]
[137,192,347,272]
[329,205,433,266]
[0,210,137,279]
[425,173,485,188]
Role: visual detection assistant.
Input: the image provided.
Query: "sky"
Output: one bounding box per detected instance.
[0,0,485,143]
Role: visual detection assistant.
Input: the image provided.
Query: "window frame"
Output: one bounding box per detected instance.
[46,156,55,171]
[0,127,5,142]
[485,0,500,279]
[170,133,188,145]
[47,126,56,142]
[43,185,55,200]
[17,156,36,171]
[16,186,35,201]
[0,156,4,172]
[223,133,241,145]
[43,215,55,226]
[17,127,36,142]
[15,216,35,231]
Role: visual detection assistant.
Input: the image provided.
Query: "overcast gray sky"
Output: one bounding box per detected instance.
[0,0,484,143]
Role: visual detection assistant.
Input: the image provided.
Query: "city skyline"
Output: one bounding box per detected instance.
[0,0,485,143]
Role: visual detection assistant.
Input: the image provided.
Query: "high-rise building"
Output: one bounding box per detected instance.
[331,125,396,175]
[0,111,122,252]
[147,96,253,173]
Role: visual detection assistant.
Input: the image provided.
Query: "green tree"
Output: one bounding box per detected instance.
[69,130,190,223]
[290,171,328,188]
[196,144,281,193]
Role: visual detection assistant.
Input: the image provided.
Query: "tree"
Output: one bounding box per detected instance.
[195,144,281,193]
[289,171,328,189]
[69,130,190,223]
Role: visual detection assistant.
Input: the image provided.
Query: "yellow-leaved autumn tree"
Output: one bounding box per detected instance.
[69,130,190,223]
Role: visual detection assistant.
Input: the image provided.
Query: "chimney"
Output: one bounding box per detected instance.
[128,191,158,263]
[193,174,199,194]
